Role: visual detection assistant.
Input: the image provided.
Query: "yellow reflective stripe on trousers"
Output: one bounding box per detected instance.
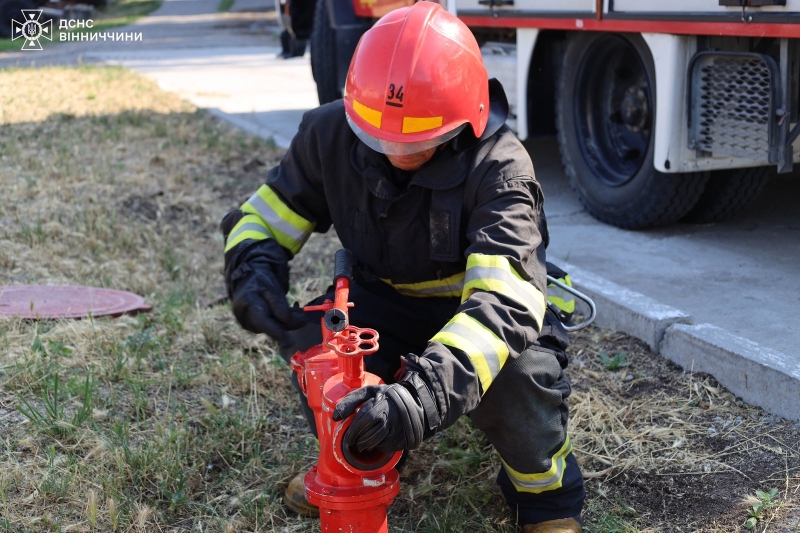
[224,214,271,252]
[547,274,575,314]
[463,254,546,328]
[431,312,509,393]
[241,185,315,255]
[381,271,465,298]
[501,436,572,494]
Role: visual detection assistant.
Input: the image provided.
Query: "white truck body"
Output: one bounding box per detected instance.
[464,0,800,173]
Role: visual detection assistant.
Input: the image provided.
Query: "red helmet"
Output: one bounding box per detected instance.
[344,2,489,156]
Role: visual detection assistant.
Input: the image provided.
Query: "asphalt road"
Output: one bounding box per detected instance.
[2,0,798,415]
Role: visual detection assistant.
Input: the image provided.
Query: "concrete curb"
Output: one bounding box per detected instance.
[661,324,800,422]
[556,262,691,353]
[207,107,293,149]
[554,260,800,422]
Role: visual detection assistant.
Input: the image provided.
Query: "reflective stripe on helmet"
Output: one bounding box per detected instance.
[403,116,443,134]
[352,99,382,129]
[346,113,465,156]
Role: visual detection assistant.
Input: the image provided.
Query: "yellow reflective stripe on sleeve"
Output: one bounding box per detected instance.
[463,254,546,328]
[241,185,315,255]
[380,271,465,298]
[501,436,572,494]
[224,214,271,252]
[547,274,575,314]
[431,312,509,393]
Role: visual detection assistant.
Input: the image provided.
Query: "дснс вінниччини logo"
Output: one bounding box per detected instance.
[11,9,53,51]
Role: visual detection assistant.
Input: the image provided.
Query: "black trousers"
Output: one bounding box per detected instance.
[278,279,585,525]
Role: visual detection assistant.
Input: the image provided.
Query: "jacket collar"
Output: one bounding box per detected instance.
[350,141,469,198]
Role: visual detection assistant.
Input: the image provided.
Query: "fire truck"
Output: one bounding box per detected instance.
[277,0,800,228]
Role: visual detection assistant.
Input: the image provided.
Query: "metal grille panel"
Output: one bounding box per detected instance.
[689,52,779,162]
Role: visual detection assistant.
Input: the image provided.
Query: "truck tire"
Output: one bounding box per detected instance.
[555,32,709,229]
[682,166,771,223]
[0,0,35,39]
[310,0,342,105]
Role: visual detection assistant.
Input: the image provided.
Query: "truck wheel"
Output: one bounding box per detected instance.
[0,0,35,39]
[310,0,342,105]
[555,32,709,229]
[682,166,771,223]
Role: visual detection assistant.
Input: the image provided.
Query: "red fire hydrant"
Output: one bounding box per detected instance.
[290,249,402,532]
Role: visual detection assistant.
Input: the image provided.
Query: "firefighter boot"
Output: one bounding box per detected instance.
[284,473,319,518]
[523,517,583,533]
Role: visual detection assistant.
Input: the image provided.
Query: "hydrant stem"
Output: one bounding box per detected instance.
[342,357,365,388]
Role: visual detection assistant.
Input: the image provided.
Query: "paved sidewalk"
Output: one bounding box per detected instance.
[89,46,317,148]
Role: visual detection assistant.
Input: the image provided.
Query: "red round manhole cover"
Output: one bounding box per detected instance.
[0,285,152,319]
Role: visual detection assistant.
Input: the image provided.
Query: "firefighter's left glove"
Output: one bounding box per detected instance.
[332,371,441,453]
[225,238,305,342]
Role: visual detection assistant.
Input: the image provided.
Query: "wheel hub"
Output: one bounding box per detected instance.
[621,85,648,132]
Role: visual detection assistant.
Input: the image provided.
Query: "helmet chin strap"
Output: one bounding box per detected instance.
[452,78,510,152]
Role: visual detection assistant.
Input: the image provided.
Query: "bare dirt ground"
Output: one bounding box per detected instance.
[1,66,798,532]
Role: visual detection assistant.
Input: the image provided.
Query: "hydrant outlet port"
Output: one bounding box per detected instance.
[342,440,394,471]
[331,415,402,475]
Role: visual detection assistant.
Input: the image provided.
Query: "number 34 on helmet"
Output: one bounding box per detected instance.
[344,2,490,156]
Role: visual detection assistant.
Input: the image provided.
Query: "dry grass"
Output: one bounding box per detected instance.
[1,65,799,533]
[567,330,800,532]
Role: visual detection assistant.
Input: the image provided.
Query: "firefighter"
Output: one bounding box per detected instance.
[220,3,585,531]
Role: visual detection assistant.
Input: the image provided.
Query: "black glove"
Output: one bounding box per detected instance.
[332,371,441,454]
[224,236,304,342]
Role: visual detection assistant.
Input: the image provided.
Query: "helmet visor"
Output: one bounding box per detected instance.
[346,113,466,156]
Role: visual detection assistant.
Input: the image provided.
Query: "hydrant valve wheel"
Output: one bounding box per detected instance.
[325,326,379,357]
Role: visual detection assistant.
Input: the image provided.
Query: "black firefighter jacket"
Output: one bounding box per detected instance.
[223,100,550,431]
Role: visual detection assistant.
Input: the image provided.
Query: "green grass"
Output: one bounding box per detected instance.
[597,351,631,371]
[217,0,235,12]
[0,0,161,52]
[583,498,639,533]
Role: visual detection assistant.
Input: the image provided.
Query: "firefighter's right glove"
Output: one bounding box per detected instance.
[225,239,305,342]
[332,371,441,454]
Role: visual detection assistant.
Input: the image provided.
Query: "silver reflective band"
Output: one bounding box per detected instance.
[501,436,573,493]
[438,320,503,378]
[246,191,308,244]
[503,455,566,490]
[345,113,466,156]
[227,222,270,243]
[465,265,544,317]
